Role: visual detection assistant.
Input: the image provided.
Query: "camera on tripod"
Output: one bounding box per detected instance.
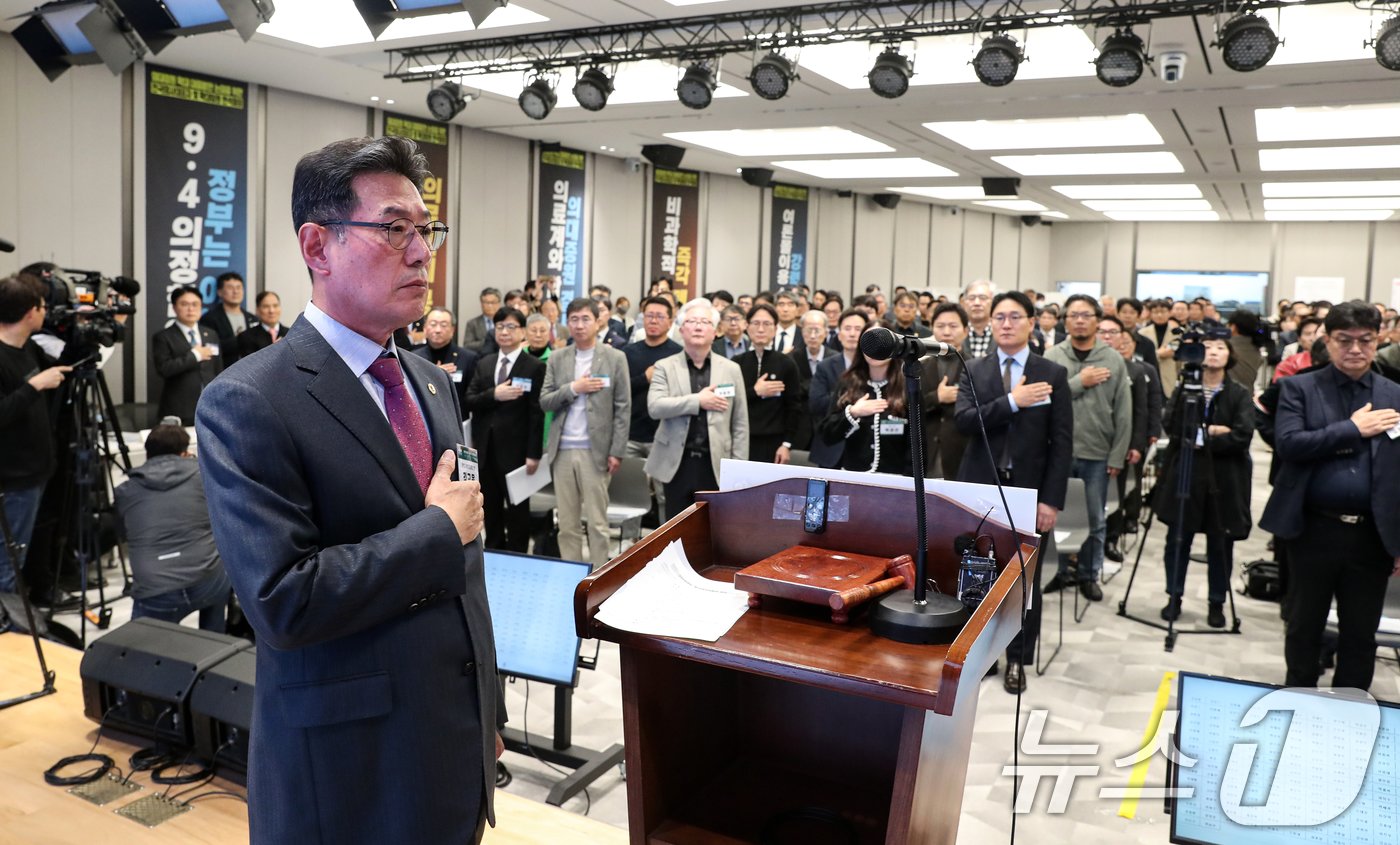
[43,269,140,366]
[1172,320,1232,381]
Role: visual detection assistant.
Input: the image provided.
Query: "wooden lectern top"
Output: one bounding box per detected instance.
[575,476,1038,716]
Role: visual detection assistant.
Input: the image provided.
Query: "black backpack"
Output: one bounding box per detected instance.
[1241,559,1282,601]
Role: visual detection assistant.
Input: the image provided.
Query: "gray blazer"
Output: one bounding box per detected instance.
[460,313,494,353]
[539,342,631,472]
[195,316,500,844]
[645,350,749,484]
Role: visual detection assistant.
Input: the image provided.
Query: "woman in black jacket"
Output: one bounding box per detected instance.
[815,323,912,475]
[1154,337,1256,627]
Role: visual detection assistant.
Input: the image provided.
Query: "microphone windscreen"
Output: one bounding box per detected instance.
[110,276,142,296]
[859,327,898,360]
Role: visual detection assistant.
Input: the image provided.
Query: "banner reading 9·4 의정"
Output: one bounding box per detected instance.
[384,114,450,318]
[649,168,700,304]
[144,65,247,385]
[768,183,809,290]
[536,146,588,304]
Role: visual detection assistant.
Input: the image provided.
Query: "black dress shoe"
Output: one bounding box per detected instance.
[1161,596,1182,622]
[1080,580,1103,602]
[1003,661,1027,694]
[1104,543,1124,563]
[1207,602,1226,629]
[1043,573,1073,594]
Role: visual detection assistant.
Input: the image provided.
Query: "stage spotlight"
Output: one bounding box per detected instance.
[426,81,467,121]
[1216,13,1278,72]
[868,49,913,98]
[519,76,557,120]
[573,67,613,112]
[677,62,717,110]
[1378,16,1400,71]
[1095,30,1147,87]
[973,34,1023,87]
[749,52,796,100]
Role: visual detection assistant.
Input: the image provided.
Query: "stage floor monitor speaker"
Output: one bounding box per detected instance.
[80,618,249,748]
[189,644,255,779]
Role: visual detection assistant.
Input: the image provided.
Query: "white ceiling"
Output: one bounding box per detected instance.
[6,0,1400,222]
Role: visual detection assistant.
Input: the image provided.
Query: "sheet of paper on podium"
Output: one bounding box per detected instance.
[595,539,749,641]
[506,461,551,505]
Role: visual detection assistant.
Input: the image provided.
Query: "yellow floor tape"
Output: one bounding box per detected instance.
[1118,670,1177,819]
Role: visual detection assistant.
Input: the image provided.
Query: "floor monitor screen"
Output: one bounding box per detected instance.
[482,551,592,687]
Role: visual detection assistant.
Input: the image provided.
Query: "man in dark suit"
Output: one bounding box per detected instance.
[922,302,969,479]
[955,291,1073,695]
[1262,300,1400,692]
[152,285,222,425]
[461,287,501,353]
[735,303,801,463]
[791,309,832,450]
[234,290,290,361]
[199,271,256,366]
[415,306,479,411]
[808,308,869,468]
[195,136,501,845]
[465,306,544,552]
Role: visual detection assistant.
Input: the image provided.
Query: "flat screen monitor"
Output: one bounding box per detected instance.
[482,550,591,687]
[1135,270,1269,318]
[1171,671,1400,844]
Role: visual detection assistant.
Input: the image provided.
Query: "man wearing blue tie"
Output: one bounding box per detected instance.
[151,285,221,425]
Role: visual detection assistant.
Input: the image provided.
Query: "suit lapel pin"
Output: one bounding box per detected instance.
[428,383,438,396]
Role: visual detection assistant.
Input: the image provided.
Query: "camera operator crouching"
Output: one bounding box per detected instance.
[0,274,72,598]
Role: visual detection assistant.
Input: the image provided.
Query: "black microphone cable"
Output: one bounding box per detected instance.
[44,705,122,787]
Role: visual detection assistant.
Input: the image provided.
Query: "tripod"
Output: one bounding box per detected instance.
[49,360,134,647]
[0,491,58,711]
[1116,372,1242,652]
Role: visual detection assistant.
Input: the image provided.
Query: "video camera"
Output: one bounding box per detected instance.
[1172,320,1231,376]
[42,269,140,367]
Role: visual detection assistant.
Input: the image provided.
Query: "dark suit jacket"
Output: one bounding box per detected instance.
[152,323,223,425]
[464,350,545,471]
[199,306,256,365]
[808,352,852,468]
[1260,366,1400,556]
[414,341,480,413]
[791,344,833,450]
[735,348,801,448]
[955,351,1073,511]
[235,323,289,361]
[461,313,495,353]
[920,354,968,479]
[194,316,500,844]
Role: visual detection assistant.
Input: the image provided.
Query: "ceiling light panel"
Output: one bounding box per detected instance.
[889,186,995,200]
[1042,212,1069,219]
[1262,180,1400,197]
[923,114,1162,151]
[1103,211,1221,221]
[665,127,894,158]
[257,0,548,50]
[798,25,1095,89]
[1255,104,1400,143]
[1052,184,1203,199]
[1263,197,1400,210]
[993,152,1185,176]
[1082,200,1214,212]
[1258,145,1400,171]
[1270,5,1376,66]
[975,200,1049,212]
[1264,210,1394,221]
[465,61,745,109]
[773,158,958,180]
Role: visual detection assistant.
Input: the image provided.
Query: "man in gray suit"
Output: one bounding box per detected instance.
[646,298,749,520]
[196,136,501,844]
[540,297,631,568]
[461,287,501,353]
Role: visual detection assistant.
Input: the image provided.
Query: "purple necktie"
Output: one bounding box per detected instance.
[367,355,433,494]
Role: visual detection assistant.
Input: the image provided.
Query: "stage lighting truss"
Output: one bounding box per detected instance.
[1095,29,1148,87]
[1215,11,1279,72]
[973,33,1023,87]
[748,50,797,100]
[1375,14,1400,71]
[426,80,469,121]
[573,65,615,111]
[518,72,558,120]
[868,47,914,98]
[677,59,718,110]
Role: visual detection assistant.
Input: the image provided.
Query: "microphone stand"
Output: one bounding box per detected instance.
[0,492,59,711]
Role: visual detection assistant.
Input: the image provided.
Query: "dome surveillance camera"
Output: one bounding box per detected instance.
[1158,51,1188,84]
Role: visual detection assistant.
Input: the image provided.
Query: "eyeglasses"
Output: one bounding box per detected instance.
[990,313,1026,325]
[643,312,671,322]
[1097,329,1122,338]
[747,320,775,329]
[682,319,714,328]
[318,218,448,251]
[495,323,522,332]
[963,294,991,302]
[1330,334,1376,350]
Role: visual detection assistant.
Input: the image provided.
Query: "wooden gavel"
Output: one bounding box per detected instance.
[828,554,917,624]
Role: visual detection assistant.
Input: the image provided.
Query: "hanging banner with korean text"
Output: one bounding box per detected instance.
[144,65,247,387]
[383,113,450,315]
[649,168,700,304]
[535,146,588,304]
[768,183,809,290]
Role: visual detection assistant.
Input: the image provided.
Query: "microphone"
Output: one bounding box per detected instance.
[859,326,955,361]
[0,237,14,253]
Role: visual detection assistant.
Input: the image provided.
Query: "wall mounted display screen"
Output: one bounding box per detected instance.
[1135,271,1268,318]
[1170,671,1400,845]
[483,551,591,687]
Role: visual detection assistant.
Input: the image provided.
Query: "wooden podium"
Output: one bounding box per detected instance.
[574,477,1039,845]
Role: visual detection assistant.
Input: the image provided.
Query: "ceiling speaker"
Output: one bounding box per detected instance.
[641,143,686,169]
[981,177,1021,197]
[872,193,902,209]
[740,167,774,188]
